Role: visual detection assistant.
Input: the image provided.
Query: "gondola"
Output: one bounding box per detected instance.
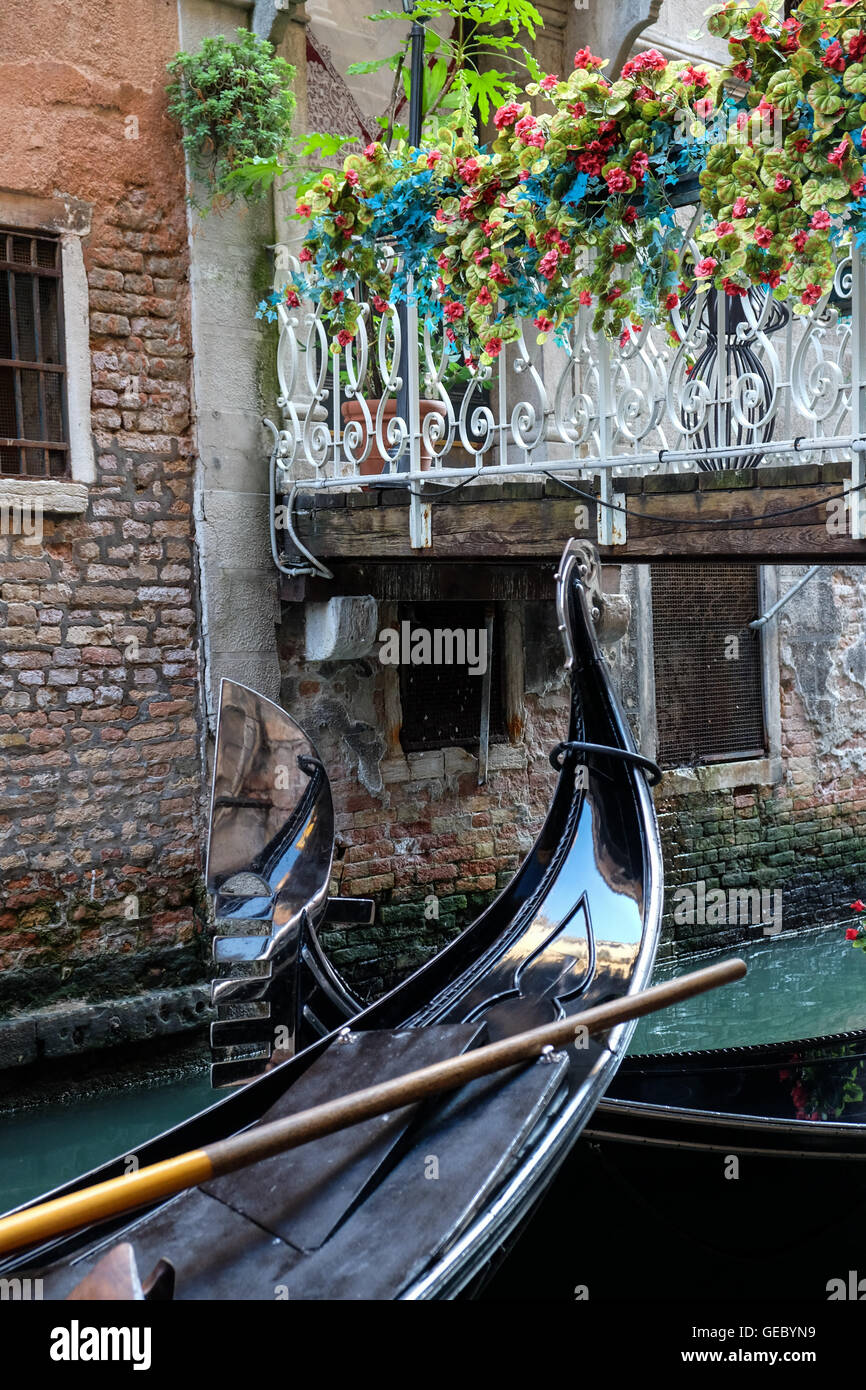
[482,1007,866,1300]
[0,538,669,1300]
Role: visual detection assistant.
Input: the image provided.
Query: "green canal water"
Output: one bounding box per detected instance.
[629,924,866,1054]
[1,926,864,1216]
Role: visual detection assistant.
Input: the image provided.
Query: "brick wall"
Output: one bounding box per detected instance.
[279,600,568,1000]
[651,565,866,957]
[0,190,207,1018]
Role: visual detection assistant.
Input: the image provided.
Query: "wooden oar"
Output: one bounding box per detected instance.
[0,957,745,1257]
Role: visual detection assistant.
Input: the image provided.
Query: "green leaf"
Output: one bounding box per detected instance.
[346,56,394,76]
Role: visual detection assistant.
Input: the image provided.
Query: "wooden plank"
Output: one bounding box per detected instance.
[292,478,866,563]
[302,562,559,602]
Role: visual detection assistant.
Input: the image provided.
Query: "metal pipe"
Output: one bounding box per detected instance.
[749,565,820,629]
[289,433,866,490]
[394,2,428,470]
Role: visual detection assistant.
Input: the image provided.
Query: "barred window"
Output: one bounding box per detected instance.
[651,562,766,768]
[397,601,506,753]
[0,229,68,478]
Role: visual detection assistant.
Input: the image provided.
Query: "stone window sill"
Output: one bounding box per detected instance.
[659,756,782,797]
[0,477,88,515]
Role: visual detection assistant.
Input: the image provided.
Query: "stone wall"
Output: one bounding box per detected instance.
[0,1,207,1024]
[643,565,866,957]
[278,598,569,999]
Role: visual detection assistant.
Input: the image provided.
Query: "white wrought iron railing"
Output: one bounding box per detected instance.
[268,216,866,557]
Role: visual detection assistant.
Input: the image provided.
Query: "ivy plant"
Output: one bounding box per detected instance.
[167,29,296,212]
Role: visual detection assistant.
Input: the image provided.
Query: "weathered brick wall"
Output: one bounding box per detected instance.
[653,565,866,957]
[0,193,207,1018]
[279,600,568,1000]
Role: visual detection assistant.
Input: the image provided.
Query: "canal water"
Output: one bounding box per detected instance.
[1,925,863,1215]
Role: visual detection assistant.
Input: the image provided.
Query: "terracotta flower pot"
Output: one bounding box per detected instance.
[340,397,448,477]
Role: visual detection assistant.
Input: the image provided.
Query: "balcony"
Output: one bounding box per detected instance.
[268,221,866,562]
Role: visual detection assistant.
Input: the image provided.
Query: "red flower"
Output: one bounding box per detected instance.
[458,157,482,183]
[573,47,603,70]
[443,301,464,322]
[605,167,631,192]
[484,337,503,357]
[801,284,822,306]
[850,32,866,62]
[681,65,708,88]
[847,927,860,940]
[851,899,866,912]
[747,14,770,42]
[828,140,849,167]
[493,101,522,130]
[822,40,845,72]
[621,49,667,78]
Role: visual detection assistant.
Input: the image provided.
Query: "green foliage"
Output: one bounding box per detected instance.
[166,29,296,212]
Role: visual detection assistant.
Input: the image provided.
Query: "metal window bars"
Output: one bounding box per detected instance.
[269,213,866,551]
[0,229,68,479]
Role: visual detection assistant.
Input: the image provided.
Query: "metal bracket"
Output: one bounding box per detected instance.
[409,487,432,548]
[596,473,626,546]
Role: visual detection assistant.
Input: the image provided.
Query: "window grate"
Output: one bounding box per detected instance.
[398,602,506,753]
[651,562,765,769]
[0,228,68,478]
